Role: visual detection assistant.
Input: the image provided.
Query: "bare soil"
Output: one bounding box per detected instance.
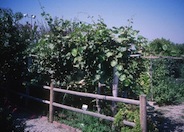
[148,102,184,132]
[13,108,81,132]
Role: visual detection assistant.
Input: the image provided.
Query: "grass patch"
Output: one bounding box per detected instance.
[55,110,112,132]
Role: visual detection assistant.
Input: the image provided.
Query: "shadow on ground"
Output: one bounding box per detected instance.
[148,105,184,132]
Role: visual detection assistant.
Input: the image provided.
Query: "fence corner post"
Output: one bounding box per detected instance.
[139,94,147,132]
[49,79,54,123]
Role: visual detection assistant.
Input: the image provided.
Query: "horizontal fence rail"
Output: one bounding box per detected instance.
[5,83,147,132]
[52,102,135,127]
[8,89,50,105]
[8,88,136,127]
[43,86,140,105]
[44,84,147,131]
[143,55,184,60]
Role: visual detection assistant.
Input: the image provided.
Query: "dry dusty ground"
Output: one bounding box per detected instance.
[12,102,184,132]
[13,108,81,132]
[148,102,184,132]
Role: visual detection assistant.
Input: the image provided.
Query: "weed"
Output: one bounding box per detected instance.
[55,110,112,132]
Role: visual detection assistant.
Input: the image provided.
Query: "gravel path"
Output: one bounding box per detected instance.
[148,102,184,132]
[12,102,184,132]
[13,108,81,132]
[24,116,81,132]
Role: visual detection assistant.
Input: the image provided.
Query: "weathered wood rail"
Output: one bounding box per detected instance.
[8,82,147,132]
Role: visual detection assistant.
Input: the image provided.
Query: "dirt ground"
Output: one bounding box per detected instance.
[11,100,184,132]
[148,102,184,132]
[13,107,81,132]
[16,103,184,132]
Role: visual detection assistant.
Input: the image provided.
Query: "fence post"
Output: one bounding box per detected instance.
[96,82,101,113]
[25,84,30,107]
[49,79,54,123]
[140,95,147,132]
[112,67,118,116]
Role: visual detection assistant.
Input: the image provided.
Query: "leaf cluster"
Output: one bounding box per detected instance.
[143,38,184,103]
[0,8,32,87]
[31,13,147,90]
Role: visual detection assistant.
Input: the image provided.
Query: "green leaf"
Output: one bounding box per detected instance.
[48,43,54,50]
[111,60,117,67]
[98,63,102,69]
[95,75,100,80]
[74,58,77,63]
[119,47,126,52]
[106,52,113,57]
[120,74,126,81]
[117,65,123,71]
[74,64,80,68]
[124,79,130,87]
[112,29,119,34]
[62,36,70,39]
[115,71,121,77]
[71,48,78,57]
[45,34,50,38]
[116,53,123,58]
[132,30,138,36]
[162,45,167,51]
[116,38,124,43]
[128,74,133,79]
[138,35,143,39]
[57,39,62,43]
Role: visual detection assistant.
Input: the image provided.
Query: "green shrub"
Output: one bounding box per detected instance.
[154,78,184,105]
[0,98,25,132]
[0,108,13,131]
[114,103,141,132]
[114,103,158,132]
[0,8,32,89]
[56,110,111,132]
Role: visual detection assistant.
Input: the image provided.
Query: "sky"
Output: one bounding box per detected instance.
[1,0,184,44]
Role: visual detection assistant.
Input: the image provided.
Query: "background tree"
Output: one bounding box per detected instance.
[0,8,41,92]
[144,38,184,104]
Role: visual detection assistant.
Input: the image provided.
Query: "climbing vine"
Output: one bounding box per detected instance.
[30,12,147,94]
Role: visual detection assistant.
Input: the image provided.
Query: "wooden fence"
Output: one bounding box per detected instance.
[9,81,147,132]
